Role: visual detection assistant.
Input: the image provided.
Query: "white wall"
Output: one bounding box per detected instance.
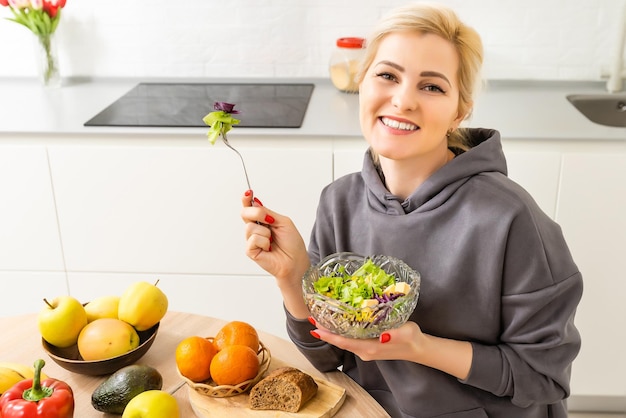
[0,0,624,81]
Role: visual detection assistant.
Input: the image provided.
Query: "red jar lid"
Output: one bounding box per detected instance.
[336,37,365,48]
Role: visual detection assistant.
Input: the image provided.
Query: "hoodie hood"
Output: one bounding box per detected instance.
[362,128,507,215]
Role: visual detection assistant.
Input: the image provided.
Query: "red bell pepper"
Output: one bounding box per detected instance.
[0,359,74,418]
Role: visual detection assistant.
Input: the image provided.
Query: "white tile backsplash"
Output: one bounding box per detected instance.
[0,0,623,81]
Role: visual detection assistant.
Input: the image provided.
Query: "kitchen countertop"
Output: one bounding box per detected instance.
[0,77,624,141]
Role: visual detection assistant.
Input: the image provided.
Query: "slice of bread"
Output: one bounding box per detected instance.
[249,366,318,412]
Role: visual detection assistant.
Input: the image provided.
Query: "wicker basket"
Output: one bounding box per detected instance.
[178,338,272,398]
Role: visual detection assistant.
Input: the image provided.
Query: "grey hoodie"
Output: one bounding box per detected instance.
[286,128,582,418]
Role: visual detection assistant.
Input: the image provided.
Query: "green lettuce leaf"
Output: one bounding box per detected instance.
[313,258,397,308]
[202,111,241,145]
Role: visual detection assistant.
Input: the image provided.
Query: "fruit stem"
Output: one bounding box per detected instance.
[23,359,53,402]
[154,279,160,287]
[43,298,54,309]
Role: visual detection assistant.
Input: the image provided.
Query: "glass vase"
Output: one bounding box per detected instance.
[34,33,61,88]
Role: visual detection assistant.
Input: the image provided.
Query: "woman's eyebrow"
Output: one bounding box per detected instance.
[420,71,451,86]
[375,61,452,86]
[376,60,405,72]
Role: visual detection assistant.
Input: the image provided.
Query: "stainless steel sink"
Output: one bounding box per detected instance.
[566,94,626,127]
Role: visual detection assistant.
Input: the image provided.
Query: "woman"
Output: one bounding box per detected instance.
[241,3,582,417]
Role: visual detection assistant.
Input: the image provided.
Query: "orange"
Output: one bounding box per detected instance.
[210,344,260,386]
[213,321,259,352]
[175,336,218,382]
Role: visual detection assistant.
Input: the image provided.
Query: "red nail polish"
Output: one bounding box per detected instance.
[264,214,275,224]
[308,316,316,326]
[269,236,273,243]
[380,333,391,343]
[310,330,320,339]
[268,244,272,252]
[245,189,252,197]
[253,197,263,207]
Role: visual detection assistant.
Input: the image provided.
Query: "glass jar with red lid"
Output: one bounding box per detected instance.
[329,37,366,93]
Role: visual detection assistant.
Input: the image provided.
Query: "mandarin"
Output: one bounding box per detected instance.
[213,321,259,352]
[175,336,218,382]
[210,344,260,386]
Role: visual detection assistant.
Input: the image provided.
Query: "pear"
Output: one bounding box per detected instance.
[118,281,168,331]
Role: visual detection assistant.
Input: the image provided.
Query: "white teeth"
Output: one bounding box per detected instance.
[381,117,418,131]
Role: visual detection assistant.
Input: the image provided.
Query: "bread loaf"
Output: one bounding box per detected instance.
[249,367,318,412]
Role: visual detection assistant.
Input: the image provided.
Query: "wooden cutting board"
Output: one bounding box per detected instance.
[188,358,346,418]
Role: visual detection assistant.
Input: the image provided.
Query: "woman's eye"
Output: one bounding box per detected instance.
[375,72,397,81]
[423,84,445,93]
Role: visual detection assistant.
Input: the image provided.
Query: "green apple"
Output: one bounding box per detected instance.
[84,295,120,322]
[77,318,140,361]
[121,390,179,418]
[118,281,168,331]
[38,295,88,348]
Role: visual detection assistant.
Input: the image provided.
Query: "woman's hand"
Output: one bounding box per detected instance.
[240,190,312,318]
[310,319,426,361]
[309,319,473,380]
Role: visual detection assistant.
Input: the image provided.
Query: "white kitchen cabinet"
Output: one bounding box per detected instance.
[0,145,65,272]
[48,140,333,276]
[557,152,626,400]
[503,151,561,218]
[333,144,368,180]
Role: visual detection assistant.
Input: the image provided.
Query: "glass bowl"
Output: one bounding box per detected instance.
[303,252,420,339]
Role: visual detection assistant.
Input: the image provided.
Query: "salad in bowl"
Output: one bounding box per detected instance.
[302,252,420,339]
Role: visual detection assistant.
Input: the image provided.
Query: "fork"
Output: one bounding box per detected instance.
[221,132,254,206]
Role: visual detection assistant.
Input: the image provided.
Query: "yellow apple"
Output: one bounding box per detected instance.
[77,318,139,361]
[84,295,120,322]
[38,296,88,348]
[121,390,180,418]
[118,281,168,331]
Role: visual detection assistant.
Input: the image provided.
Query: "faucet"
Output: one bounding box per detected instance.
[607,0,626,92]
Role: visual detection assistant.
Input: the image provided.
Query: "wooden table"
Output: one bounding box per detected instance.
[0,311,390,417]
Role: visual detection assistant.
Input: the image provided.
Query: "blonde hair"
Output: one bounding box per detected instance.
[357,2,484,150]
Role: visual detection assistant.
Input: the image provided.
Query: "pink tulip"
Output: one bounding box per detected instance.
[7,0,31,9]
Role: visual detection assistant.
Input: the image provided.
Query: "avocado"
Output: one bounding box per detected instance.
[91,364,163,414]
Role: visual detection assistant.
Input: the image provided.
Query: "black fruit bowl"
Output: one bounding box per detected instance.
[41,322,159,376]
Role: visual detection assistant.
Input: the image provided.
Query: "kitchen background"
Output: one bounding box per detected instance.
[0,0,624,82]
[1,1,625,414]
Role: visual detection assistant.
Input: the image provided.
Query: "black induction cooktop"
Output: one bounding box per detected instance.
[84,82,315,128]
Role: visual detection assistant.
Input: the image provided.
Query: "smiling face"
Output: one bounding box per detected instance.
[359,31,464,166]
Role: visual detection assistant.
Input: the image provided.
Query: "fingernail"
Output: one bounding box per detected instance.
[380,332,391,344]
[245,189,252,197]
[310,330,320,339]
[269,236,273,243]
[308,316,316,326]
[264,214,275,224]
[253,197,264,207]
